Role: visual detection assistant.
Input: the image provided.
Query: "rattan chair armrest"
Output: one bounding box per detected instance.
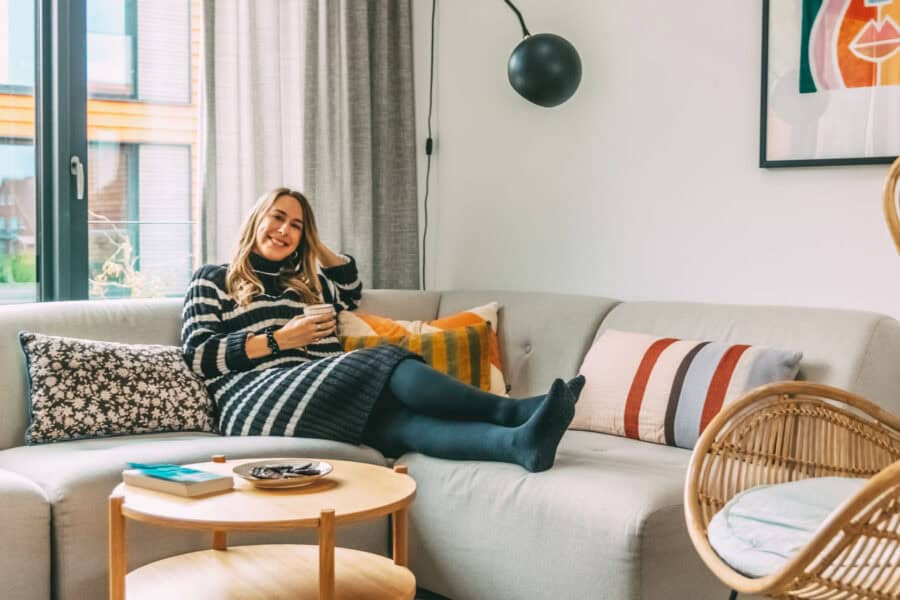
[685,382,900,595]
[883,154,900,255]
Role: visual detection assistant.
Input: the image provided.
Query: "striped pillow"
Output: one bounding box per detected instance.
[340,323,492,390]
[572,329,802,449]
[339,302,508,395]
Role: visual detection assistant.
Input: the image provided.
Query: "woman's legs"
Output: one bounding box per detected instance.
[363,379,576,472]
[387,358,585,425]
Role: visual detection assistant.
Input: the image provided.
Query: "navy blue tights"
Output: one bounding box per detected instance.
[362,359,582,472]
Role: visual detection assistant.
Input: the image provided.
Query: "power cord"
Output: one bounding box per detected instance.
[422,0,436,291]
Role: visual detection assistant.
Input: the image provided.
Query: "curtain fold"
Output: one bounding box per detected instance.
[202,0,419,289]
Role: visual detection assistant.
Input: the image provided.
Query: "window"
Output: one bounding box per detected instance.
[87,0,136,98]
[0,0,35,92]
[0,0,202,304]
[0,0,36,303]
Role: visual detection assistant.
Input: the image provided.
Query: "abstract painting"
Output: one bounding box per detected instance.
[761,0,900,166]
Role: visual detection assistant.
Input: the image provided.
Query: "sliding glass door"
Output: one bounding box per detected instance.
[0,0,201,304]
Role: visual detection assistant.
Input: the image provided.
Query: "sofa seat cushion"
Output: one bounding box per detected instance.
[399,430,730,600]
[707,477,866,578]
[0,433,390,600]
[0,469,51,600]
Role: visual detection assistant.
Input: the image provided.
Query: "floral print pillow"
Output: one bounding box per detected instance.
[19,332,214,444]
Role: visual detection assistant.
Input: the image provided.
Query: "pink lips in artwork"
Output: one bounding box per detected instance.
[850,17,900,62]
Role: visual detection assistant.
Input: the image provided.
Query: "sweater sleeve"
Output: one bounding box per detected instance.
[318,254,363,311]
[181,265,255,379]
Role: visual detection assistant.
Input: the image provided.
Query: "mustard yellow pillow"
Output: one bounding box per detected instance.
[340,323,492,390]
[339,302,508,394]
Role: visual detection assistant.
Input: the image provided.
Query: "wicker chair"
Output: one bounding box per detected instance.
[684,381,900,599]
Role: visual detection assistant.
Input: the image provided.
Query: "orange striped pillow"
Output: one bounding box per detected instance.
[339,303,508,395]
[340,324,492,390]
[572,330,802,449]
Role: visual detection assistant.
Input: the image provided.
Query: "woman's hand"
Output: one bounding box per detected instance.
[274,313,337,350]
[308,237,349,268]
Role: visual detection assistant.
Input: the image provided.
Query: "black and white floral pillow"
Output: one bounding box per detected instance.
[19,332,215,444]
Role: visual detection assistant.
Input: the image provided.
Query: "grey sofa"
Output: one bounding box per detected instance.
[1,290,899,600]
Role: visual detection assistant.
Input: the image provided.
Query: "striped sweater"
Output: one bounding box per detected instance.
[180,253,415,443]
[181,253,362,383]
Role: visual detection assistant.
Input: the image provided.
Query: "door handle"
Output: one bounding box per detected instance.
[70,155,84,200]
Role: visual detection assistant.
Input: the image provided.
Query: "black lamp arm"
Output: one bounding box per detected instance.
[503,0,531,37]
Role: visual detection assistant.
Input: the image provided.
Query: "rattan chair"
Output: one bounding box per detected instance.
[684,381,900,599]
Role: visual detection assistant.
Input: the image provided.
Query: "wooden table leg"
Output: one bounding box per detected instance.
[108,494,126,600]
[392,465,410,567]
[212,530,227,550]
[318,508,336,600]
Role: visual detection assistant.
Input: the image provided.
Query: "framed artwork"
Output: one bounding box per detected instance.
[761,0,900,167]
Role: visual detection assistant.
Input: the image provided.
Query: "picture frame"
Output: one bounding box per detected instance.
[760,0,900,168]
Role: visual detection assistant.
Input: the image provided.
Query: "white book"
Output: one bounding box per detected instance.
[122,466,234,497]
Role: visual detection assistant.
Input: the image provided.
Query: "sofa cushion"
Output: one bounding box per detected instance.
[399,430,730,600]
[0,298,184,450]
[0,433,390,600]
[341,323,493,390]
[572,329,802,449]
[436,291,621,397]
[20,332,214,444]
[0,469,51,600]
[597,301,900,417]
[340,302,509,394]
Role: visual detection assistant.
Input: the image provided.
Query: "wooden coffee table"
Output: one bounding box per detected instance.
[108,456,417,600]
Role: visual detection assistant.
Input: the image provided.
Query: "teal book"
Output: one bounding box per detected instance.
[123,463,233,497]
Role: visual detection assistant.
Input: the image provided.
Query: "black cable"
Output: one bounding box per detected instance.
[503,0,530,37]
[422,0,436,291]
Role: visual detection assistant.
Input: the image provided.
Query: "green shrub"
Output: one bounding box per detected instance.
[12,253,36,283]
[0,253,37,283]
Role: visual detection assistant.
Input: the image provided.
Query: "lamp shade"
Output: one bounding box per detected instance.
[507,33,582,107]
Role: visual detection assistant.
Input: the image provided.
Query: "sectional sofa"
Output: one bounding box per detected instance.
[1,289,899,600]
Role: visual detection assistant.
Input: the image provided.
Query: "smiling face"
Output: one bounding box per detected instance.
[253,194,304,261]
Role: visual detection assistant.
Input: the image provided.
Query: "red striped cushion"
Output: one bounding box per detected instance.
[572,330,802,449]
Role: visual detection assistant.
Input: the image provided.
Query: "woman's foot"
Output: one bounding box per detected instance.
[512,379,575,472]
[566,374,586,404]
[503,375,585,426]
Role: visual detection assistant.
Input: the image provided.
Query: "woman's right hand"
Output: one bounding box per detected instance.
[274,313,337,350]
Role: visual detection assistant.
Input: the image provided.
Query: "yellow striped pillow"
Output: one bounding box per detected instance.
[340,323,492,390]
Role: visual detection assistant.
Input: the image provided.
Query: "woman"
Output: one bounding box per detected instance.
[181,187,581,472]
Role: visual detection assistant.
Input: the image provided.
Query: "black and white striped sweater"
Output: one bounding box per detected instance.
[181,253,361,382]
[180,253,416,442]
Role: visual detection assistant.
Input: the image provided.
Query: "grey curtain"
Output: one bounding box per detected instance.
[202,0,419,289]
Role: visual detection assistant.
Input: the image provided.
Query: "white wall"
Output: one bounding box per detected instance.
[412,0,900,320]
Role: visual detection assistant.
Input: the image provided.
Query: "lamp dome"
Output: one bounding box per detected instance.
[507,33,582,108]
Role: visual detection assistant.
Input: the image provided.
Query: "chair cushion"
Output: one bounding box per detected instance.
[708,477,866,577]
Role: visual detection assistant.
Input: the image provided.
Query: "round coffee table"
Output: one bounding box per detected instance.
[108,456,416,600]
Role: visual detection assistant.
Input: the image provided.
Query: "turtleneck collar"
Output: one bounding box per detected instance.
[248,252,288,276]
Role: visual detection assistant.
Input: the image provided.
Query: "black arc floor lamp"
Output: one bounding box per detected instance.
[503,0,582,107]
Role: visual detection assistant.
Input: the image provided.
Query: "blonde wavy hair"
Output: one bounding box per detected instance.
[226,187,323,306]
